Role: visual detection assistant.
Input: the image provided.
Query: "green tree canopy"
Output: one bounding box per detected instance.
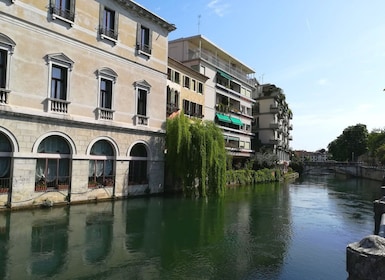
[327,124,368,161]
[165,113,226,197]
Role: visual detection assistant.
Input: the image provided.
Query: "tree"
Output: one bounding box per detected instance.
[165,113,226,197]
[327,124,368,161]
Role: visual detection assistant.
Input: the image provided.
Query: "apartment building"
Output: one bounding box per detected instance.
[0,0,175,208]
[168,35,256,166]
[252,84,293,164]
[166,57,208,119]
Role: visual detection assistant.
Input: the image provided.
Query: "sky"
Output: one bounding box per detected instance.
[135,0,385,151]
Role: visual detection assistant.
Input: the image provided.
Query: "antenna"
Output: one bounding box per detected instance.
[198,14,201,34]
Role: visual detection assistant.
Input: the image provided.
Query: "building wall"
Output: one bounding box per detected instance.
[0,0,175,209]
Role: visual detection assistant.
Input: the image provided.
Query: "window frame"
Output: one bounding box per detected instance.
[50,0,75,25]
[134,80,151,126]
[136,23,152,56]
[96,68,117,120]
[46,53,74,113]
[99,5,119,42]
[0,33,15,105]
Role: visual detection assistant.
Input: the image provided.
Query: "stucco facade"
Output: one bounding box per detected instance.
[0,0,175,209]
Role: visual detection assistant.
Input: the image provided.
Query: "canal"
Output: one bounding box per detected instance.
[0,174,381,279]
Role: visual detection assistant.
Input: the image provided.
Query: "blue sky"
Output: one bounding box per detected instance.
[135,0,385,151]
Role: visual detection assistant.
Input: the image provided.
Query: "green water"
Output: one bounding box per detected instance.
[0,174,381,279]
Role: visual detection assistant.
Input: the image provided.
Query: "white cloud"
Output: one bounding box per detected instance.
[207,0,230,17]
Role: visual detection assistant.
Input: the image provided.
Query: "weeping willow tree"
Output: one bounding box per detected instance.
[166,113,226,197]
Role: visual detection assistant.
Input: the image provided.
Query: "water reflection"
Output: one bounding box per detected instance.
[0,176,381,279]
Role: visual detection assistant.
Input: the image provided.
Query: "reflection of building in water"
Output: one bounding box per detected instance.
[0,1,175,209]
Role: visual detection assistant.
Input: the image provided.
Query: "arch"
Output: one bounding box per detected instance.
[86,137,119,157]
[127,140,151,159]
[33,132,76,155]
[127,142,150,185]
[0,126,19,152]
[0,33,16,54]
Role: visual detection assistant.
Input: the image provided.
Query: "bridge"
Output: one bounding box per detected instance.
[303,161,363,176]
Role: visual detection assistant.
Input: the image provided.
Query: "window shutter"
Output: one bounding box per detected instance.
[148,29,153,53]
[136,23,141,49]
[114,12,119,37]
[99,4,104,31]
[70,0,76,14]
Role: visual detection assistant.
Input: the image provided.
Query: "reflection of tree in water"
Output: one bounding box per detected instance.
[0,213,10,280]
[30,217,69,277]
[84,213,114,264]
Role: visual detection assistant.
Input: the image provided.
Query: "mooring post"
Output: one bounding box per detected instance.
[346,185,385,278]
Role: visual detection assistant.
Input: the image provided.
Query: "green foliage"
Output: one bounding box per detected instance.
[328,124,368,161]
[166,113,226,197]
[367,128,385,164]
[226,168,279,185]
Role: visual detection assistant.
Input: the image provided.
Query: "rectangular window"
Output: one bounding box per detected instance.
[184,76,190,88]
[100,78,112,109]
[136,24,152,55]
[0,50,6,89]
[198,82,203,94]
[100,6,118,40]
[51,65,67,100]
[192,79,196,91]
[137,88,147,116]
[51,0,75,22]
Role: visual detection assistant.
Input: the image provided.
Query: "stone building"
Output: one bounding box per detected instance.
[168,35,256,167]
[252,84,293,165]
[0,0,175,208]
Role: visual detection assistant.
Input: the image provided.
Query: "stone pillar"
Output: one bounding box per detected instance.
[346,235,385,279]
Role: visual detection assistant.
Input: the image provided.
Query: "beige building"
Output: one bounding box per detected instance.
[252,84,293,164]
[168,35,256,166]
[0,0,175,209]
[166,57,208,119]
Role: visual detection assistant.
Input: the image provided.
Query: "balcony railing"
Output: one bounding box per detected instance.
[99,27,118,40]
[48,98,69,113]
[167,103,179,114]
[189,48,254,86]
[98,107,114,120]
[137,44,152,55]
[50,6,75,22]
[0,89,10,104]
[136,115,149,126]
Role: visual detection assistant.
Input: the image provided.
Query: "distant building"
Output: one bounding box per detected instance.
[168,35,256,166]
[294,150,328,162]
[252,84,293,164]
[167,57,208,119]
[0,0,175,208]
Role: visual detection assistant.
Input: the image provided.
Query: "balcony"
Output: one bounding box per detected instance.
[98,107,114,120]
[0,89,10,104]
[99,27,118,41]
[188,48,254,86]
[48,98,69,113]
[167,103,179,115]
[269,139,280,145]
[135,115,149,126]
[50,6,75,22]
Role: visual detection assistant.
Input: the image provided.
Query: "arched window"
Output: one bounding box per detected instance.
[88,140,115,188]
[0,133,12,191]
[128,143,148,185]
[35,135,71,191]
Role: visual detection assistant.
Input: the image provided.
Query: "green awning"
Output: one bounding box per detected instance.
[230,117,243,126]
[216,113,231,123]
[217,70,232,80]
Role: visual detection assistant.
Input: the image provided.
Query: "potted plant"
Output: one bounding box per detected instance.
[103,178,114,187]
[88,180,98,189]
[0,187,9,194]
[35,180,47,192]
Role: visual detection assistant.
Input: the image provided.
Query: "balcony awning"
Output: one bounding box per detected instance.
[217,69,232,80]
[225,135,239,141]
[230,116,243,126]
[216,113,232,123]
